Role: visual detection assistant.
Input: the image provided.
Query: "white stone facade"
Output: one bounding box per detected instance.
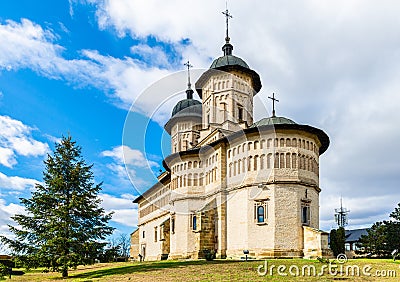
[133,37,331,261]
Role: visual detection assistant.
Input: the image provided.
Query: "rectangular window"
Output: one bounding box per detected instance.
[154,227,158,242]
[171,216,175,234]
[238,106,243,121]
[301,205,310,225]
[190,214,197,231]
[160,225,164,241]
[142,231,145,238]
[254,201,268,224]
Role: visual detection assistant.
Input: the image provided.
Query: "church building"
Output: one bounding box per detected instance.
[133,10,331,260]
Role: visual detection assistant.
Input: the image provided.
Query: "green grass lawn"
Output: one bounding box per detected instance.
[2,259,400,281]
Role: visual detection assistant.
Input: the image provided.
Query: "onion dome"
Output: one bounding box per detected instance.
[171,98,202,117]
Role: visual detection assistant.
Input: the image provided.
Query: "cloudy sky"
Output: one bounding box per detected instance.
[0,0,399,240]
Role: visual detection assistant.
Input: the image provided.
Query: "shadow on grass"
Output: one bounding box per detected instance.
[69,260,241,280]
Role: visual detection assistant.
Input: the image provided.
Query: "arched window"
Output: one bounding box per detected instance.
[194,161,197,168]
[229,163,232,177]
[286,153,291,168]
[280,153,285,168]
[260,154,265,169]
[280,138,285,147]
[257,206,265,223]
[254,155,259,170]
[254,141,259,150]
[238,159,241,174]
[248,156,253,171]
[267,154,272,169]
[267,139,272,148]
[188,173,192,186]
[192,215,197,230]
[199,173,204,186]
[292,153,297,169]
[260,139,265,149]
[188,161,192,169]
[234,161,237,176]
[242,158,246,172]
[292,138,297,147]
[233,148,236,156]
[274,153,279,168]
[286,138,291,147]
[194,173,198,186]
[248,142,252,151]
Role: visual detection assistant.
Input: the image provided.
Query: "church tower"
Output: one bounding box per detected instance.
[195,9,261,143]
[164,62,202,153]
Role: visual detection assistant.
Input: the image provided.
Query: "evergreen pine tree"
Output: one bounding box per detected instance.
[0,136,114,277]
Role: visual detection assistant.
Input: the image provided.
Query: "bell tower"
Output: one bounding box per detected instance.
[195,8,262,142]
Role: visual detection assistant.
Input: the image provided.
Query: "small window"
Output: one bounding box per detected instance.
[171,217,175,234]
[142,231,145,238]
[154,227,158,242]
[257,206,264,223]
[302,205,310,225]
[254,201,268,224]
[238,106,243,121]
[190,214,198,231]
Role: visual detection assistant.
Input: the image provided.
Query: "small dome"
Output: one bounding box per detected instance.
[210,55,250,69]
[251,116,297,127]
[171,99,202,117]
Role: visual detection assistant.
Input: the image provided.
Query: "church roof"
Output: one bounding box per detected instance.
[251,116,297,127]
[345,228,369,243]
[210,54,250,69]
[171,98,202,117]
[249,115,329,155]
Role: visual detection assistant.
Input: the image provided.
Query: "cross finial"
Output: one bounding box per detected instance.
[222,3,233,43]
[184,60,194,99]
[268,93,279,117]
[184,60,193,89]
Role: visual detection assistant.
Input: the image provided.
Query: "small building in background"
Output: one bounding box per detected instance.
[345,228,368,258]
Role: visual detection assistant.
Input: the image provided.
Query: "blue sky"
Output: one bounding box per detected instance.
[1,0,400,241]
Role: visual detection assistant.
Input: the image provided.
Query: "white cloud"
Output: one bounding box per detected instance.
[99,193,137,227]
[130,44,170,67]
[0,172,38,191]
[0,19,173,116]
[0,115,49,167]
[0,198,26,241]
[101,145,158,168]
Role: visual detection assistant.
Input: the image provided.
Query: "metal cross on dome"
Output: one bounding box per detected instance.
[222,4,233,41]
[184,60,193,89]
[268,93,279,117]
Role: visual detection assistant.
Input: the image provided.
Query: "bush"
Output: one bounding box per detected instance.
[0,263,9,279]
[202,249,215,261]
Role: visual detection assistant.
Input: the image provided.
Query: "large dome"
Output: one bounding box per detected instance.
[171,99,202,117]
[195,41,262,97]
[250,116,297,127]
[210,54,250,69]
